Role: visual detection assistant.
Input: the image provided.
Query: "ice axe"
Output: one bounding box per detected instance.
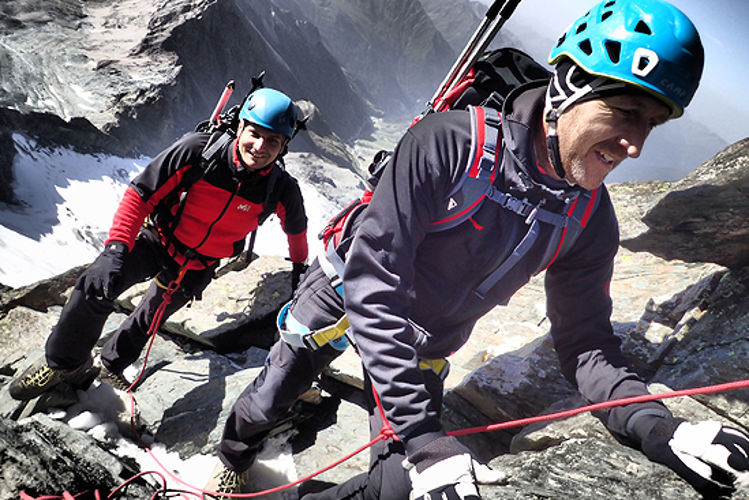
[427,0,523,113]
[208,80,235,126]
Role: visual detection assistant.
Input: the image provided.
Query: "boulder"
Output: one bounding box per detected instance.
[621,139,749,268]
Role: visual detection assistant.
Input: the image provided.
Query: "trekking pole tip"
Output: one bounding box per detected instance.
[485,0,506,20]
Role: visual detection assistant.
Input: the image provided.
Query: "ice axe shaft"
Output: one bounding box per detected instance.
[209,80,235,125]
[428,0,522,110]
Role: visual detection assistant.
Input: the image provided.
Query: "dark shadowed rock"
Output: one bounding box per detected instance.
[621,138,749,268]
[482,436,701,499]
[0,414,152,499]
[0,264,85,316]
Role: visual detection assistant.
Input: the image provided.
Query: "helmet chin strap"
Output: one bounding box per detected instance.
[544,109,568,181]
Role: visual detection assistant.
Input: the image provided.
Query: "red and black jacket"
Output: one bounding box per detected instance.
[106,131,308,269]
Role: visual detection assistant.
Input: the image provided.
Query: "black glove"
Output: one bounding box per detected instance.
[83,241,129,301]
[404,436,507,500]
[641,418,749,498]
[291,262,308,292]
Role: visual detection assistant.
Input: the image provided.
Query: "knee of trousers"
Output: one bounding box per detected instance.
[235,364,311,426]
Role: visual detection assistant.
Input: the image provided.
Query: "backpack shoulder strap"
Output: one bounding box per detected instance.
[157,131,231,231]
[257,164,282,226]
[201,131,233,164]
[243,160,285,263]
[473,188,602,299]
[174,131,233,194]
[427,106,501,232]
[534,187,603,273]
[319,201,369,296]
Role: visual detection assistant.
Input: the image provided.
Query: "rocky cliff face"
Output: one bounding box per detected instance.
[276,0,457,115]
[1,142,748,498]
[0,0,373,180]
[0,0,731,206]
[622,138,749,268]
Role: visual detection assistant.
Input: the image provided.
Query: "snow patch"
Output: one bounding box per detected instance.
[0,137,350,287]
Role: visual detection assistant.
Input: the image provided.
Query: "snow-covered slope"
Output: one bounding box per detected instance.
[0,136,363,288]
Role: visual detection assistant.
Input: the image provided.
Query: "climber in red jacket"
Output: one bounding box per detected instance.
[10,87,309,398]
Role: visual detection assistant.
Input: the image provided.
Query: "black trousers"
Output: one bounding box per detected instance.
[45,229,215,373]
[219,260,347,470]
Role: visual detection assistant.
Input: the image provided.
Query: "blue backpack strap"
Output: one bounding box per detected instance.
[473,188,602,299]
[427,106,501,232]
[320,106,503,295]
[319,202,368,298]
[472,201,566,300]
[534,187,602,274]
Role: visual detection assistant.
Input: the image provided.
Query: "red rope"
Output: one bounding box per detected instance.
[40,262,748,499]
[448,378,749,437]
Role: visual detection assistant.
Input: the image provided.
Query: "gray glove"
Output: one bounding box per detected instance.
[642,419,749,497]
[404,436,507,500]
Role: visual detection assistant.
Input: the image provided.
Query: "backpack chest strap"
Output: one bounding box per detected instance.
[484,185,569,228]
[474,190,595,300]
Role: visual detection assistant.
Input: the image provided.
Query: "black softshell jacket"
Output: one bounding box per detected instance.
[342,82,670,457]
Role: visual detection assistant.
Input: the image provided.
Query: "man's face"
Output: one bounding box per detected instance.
[555,92,671,190]
[236,122,287,171]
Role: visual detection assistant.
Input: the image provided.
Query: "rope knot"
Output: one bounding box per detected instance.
[379,425,398,441]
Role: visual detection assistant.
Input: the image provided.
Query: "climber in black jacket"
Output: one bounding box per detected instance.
[204,1,749,499]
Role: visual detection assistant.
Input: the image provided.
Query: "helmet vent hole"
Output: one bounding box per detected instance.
[578,39,593,56]
[636,56,651,72]
[605,41,621,63]
[604,0,616,7]
[635,20,652,35]
[555,33,567,48]
[601,10,613,22]
[576,22,587,34]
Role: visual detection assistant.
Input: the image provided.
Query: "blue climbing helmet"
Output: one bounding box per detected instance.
[239,88,298,139]
[548,0,704,118]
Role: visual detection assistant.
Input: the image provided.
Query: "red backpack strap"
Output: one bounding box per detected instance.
[535,187,602,273]
[427,106,501,232]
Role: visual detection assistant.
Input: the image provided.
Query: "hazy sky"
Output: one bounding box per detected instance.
[476,0,749,144]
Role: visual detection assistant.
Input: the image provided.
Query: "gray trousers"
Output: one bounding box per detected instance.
[218,260,346,470]
[218,339,416,500]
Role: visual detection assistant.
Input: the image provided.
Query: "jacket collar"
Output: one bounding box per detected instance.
[501,80,589,202]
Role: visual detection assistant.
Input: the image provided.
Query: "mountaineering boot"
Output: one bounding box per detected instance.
[203,461,248,499]
[9,356,98,401]
[98,363,133,393]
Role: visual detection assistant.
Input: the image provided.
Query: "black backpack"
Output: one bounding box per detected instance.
[434,46,552,112]
[318,47,602,300]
